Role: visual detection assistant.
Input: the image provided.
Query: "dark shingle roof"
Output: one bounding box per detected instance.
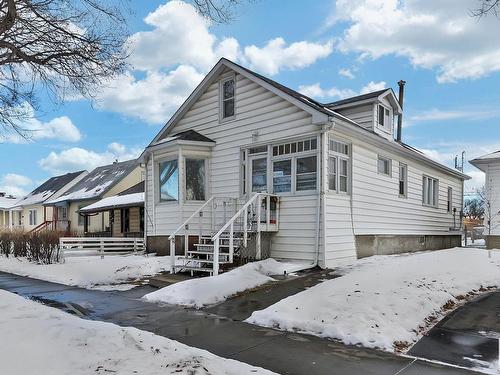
[118,181,144,196]
[325,89,390,108]
[17,170,86,206]
[47,159,139,204]
[173,130,215,143]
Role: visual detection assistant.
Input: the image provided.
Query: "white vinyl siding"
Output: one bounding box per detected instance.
[323,128,463,267]
[146,72,321,262]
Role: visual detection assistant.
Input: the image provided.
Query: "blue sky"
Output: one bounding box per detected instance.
[1,0,499,196]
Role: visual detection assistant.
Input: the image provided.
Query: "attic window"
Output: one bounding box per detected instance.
[220,77,235,120]
[378,104,391,129]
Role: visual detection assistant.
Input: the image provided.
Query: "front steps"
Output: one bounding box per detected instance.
[174,233,247,275]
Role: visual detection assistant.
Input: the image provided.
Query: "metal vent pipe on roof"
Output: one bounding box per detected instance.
[396,80,406,142]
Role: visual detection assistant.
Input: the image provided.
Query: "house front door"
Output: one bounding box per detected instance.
[249,156,268,193]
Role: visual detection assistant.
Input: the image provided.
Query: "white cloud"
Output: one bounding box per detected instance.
[298,83,355,100]
[339,68,355,79]
[360,81,386,94]
[97,65,204,124]
[94,1,333,124]
[0,103,81,144]
[39,143,141,175]
[409,108,500,122]
[0,173,32,197]
[243,38,334,75]
[331,0,500,82]
[298,80,386,100]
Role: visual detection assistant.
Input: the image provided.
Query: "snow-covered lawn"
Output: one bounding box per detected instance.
[246,248,500,354]
[0,290,275,375]
[0,254,171,290]
[143,258,312,308]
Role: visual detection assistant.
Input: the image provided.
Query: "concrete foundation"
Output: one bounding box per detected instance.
[486,235,500,249]
[355,234,462,258]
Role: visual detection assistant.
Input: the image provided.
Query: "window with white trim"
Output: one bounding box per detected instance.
[378,104,391,130]
[377,155,391,176]
[423,175,439,207]
[185,158,206,201]
[328,138,350,193]
[273,159,292,193]
[447,187,453,212]
[159,159,179,202]
[296,156,317,191]
[220,77,235,120]
[399,162,407,197]
[28,209,37,226]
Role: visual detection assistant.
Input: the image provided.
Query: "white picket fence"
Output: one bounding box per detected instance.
[59,237,145,258]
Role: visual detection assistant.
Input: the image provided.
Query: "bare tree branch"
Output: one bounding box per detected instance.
[470,0,500,18]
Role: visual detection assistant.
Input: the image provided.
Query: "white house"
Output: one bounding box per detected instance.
[470,151,500,248]
[0,193,19,229]
[140,58,469,274]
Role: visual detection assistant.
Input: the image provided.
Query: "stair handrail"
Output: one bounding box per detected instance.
[169,196,215,273]
[211,192,279,276]
[168,197,215,241]
[29,220,53,234]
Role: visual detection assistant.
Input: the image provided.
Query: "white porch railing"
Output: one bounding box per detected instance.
[59,237,144,259]
[169,193,279,275]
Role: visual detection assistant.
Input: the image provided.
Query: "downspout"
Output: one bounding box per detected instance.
[314,121,334,267]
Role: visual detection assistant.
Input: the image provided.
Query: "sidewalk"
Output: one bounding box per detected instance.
[0,271,477,375]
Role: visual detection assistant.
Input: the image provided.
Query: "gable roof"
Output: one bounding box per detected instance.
[143,58,468,181]
[15,171,86,207]
[326,89,391,107]
[46,159,139,204]
[470,151,500,172]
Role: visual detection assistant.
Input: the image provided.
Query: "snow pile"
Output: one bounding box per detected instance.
[0,254,171,290]
[0,290,275,375]
[143,259,312,308]
[246,248,500,353]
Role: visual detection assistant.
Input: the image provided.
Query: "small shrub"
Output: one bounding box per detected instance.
[0,230,64,264]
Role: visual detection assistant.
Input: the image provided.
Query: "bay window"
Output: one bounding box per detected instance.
[185,158,206,201]
[159,159,179,202]
[328,138,350,194]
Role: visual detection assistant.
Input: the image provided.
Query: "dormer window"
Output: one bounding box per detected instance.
[377,104,391,130]
[220,77,235,120]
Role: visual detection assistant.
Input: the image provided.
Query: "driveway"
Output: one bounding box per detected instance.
[410,291,500,372]
[0,270,479,375]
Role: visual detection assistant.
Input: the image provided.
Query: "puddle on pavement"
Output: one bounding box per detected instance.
[29,296,92,317]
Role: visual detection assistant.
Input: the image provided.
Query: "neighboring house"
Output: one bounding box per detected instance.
[0,193,20,229]
[12,171,88,232]
[470,151,500,248]
[45,159,143,235]
[140,58,469,271]
[78,181,144,237]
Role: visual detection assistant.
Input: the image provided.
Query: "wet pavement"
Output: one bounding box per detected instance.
[0,270,479,375]
[410,291,500,372]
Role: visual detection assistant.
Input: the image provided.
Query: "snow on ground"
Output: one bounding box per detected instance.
[143,258,312,308]
[0,290,275,375]
[0,254,170,290]
[246,248,500,354]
